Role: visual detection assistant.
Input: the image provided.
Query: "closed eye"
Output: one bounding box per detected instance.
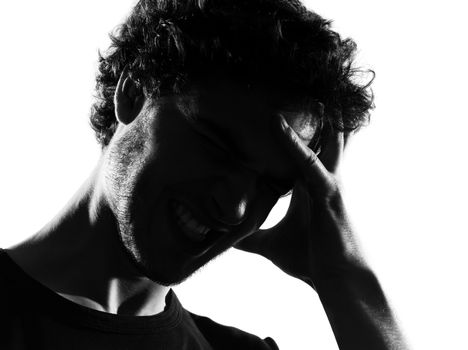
[199,131,230,155]
[189,120,232,156]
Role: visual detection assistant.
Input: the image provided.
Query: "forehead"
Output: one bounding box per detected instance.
[167,83,321,180]
[174,83,321,143]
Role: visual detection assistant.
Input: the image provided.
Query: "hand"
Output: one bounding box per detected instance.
[235,115,365,289]
[236,116,410,350]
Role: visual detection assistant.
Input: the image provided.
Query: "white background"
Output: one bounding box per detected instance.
[0,1,466,349]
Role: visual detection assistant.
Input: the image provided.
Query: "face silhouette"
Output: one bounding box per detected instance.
[104,82,321,285]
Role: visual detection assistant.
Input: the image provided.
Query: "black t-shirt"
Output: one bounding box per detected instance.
[0,250,278,349]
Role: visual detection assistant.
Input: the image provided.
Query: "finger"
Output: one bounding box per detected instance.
[234,229,271,256]
[318,128,344,173]
[276,114,331,190]
[344,131,351,149]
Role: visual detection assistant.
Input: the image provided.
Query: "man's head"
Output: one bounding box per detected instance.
[91,0,373,146]
[91,0,374,285]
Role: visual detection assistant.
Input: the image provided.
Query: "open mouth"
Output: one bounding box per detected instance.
[168,198,230,255]
[172,200,211,242]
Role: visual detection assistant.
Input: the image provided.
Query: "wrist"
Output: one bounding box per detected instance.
[311,264,408,350]
[310,262,377,295]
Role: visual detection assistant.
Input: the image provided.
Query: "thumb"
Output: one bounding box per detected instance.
[234,229,272,257]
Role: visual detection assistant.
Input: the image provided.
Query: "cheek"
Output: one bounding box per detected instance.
[154,135,228,183]
[236,188,282,235]
[103,136,156,215]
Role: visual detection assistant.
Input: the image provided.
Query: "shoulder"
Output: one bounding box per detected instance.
[189,312,279,350]
[0,249,26,344]
[0,249,16,296]
[0,249,24,315]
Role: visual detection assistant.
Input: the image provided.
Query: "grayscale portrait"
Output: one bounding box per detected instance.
[1,0,465,349]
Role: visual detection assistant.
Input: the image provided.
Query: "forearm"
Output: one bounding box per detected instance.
[313,267,409,350]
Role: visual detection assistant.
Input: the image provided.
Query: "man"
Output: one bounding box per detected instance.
[1,0,408,349]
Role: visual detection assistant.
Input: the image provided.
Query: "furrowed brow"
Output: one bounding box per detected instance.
[189,116,239,156]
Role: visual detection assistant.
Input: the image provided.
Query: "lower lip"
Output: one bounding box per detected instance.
[167,200,219,256]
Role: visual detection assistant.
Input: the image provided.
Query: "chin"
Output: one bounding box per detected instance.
[150,271,194,287]
[140,242,232,287]
[116,196,233,287]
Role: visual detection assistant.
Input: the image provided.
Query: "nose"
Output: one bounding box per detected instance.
[208,170,256,226]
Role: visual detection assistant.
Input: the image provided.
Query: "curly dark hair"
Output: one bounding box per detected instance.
[90,0,374,147]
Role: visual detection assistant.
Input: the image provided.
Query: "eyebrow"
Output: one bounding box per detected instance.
[189,116,297,190]
[189,117,239,156]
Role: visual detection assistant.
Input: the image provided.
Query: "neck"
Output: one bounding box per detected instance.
[7,158,169,316]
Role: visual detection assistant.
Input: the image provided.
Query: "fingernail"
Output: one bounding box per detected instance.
[278,114,288,129]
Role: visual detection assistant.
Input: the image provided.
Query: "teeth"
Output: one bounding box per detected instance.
[173,202,210,242]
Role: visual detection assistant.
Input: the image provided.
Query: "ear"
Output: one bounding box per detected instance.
[114,67,145,125]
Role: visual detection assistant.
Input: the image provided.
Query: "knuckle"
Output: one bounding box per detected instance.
[303,153,318,168]
[307,175,340,202]
[323,179,342,204]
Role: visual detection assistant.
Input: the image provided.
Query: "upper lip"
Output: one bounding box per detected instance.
[171,198,231,234]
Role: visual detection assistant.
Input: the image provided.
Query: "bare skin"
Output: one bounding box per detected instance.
[6,74,315,317]
[7,167,170,316]
[237,115,409,349]
[6,71,408,349]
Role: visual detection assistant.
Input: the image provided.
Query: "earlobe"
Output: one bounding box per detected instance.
[114,67,145,125]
